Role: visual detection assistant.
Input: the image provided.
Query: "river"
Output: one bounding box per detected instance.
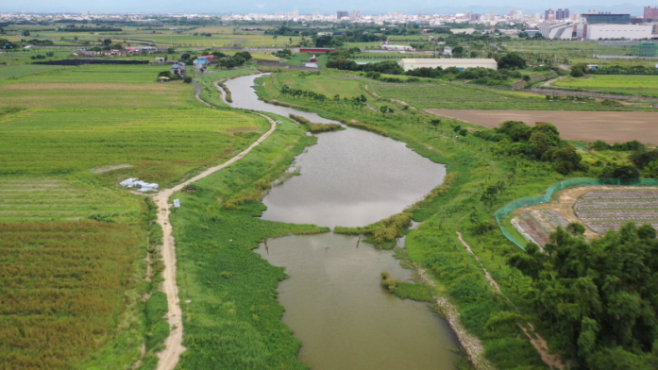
[223,73,458,370]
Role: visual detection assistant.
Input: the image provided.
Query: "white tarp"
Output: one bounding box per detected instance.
[119,178,159,192]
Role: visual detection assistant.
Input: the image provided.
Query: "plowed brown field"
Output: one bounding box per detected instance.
[426,109,658,144]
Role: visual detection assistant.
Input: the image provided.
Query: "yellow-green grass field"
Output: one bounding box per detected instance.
[0,220,146,370]
[551,75,658,98]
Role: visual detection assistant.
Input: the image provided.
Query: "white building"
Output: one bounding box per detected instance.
[584,24,653,40]
[400,58,498,72]
[381,44,415,51]
[538,22,574,40]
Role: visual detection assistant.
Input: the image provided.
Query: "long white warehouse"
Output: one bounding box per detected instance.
[585,24,653,40]
[400,58,498,71]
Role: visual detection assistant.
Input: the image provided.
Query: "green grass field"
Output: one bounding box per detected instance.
[551,75,658,98]
[267,69,656,111]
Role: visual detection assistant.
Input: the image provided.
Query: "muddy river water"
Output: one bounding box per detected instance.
[224,74,458,370]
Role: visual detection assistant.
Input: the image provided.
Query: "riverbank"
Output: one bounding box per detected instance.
[167,111,330,369]
[256,69,569,369]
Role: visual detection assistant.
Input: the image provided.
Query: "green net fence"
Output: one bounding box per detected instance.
[495,177,658,250]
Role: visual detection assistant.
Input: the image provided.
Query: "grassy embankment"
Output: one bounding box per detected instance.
[0,64,269,370]
[168,111,329,370]
[256,69,596,369]
[551,75,658,98]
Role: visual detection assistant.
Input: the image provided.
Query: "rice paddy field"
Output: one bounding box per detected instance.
[0,63,269,370]
[0,177,139,223]
[551,75,658,98]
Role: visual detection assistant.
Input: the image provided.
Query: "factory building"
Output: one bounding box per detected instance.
[399,58,497,72]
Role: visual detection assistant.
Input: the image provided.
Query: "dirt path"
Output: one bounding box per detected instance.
[455,232,565,370]
[153,92,277,370]
[456,232,501,293]
[541,77,561,88]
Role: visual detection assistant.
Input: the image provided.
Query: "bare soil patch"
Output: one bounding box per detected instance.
[90,164,134,174]
[426,109,658,144]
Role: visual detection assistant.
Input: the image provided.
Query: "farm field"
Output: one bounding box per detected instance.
[510,186,658,247]
[551,75,658,98]
[427,109,658,144]
[0,65,270,185]
[0,63,269,370]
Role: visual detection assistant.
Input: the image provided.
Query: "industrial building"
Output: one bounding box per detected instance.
[399,58,497,72]
[538,23,574,40]
[582,13,631,24]
[585,24,653,40]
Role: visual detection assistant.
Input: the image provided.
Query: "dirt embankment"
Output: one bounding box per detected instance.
[426,109,658,145]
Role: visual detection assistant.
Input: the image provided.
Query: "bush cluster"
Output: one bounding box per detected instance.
[475,121,583,174]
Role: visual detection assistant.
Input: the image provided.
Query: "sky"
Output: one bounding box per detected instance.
[0,0,651,16]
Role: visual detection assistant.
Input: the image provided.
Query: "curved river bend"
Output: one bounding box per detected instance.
[224,74,458,370]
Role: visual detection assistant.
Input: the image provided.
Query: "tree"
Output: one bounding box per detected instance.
[22,30,30,37]
[571,67,585,77]
[183,77,192,83]
[507,223,658,369]
[566,222,585,236]
[452,46,464,57]
[103,38,112,46]
[480,185,498,207]
[497,53,526,70]
[429,119,441,131]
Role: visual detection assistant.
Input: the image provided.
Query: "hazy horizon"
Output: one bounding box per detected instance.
[0,1,652,16]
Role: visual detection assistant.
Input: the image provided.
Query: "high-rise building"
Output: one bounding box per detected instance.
[544,9,555,21]
[352,10,361,18]
[554,9,570,20]
[645,6,658,20]
[337,10,349,19]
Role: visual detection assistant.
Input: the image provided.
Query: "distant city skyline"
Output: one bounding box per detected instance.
[0,1,653,16]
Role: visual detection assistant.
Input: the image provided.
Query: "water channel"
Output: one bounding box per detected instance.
[223,74,458,370]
